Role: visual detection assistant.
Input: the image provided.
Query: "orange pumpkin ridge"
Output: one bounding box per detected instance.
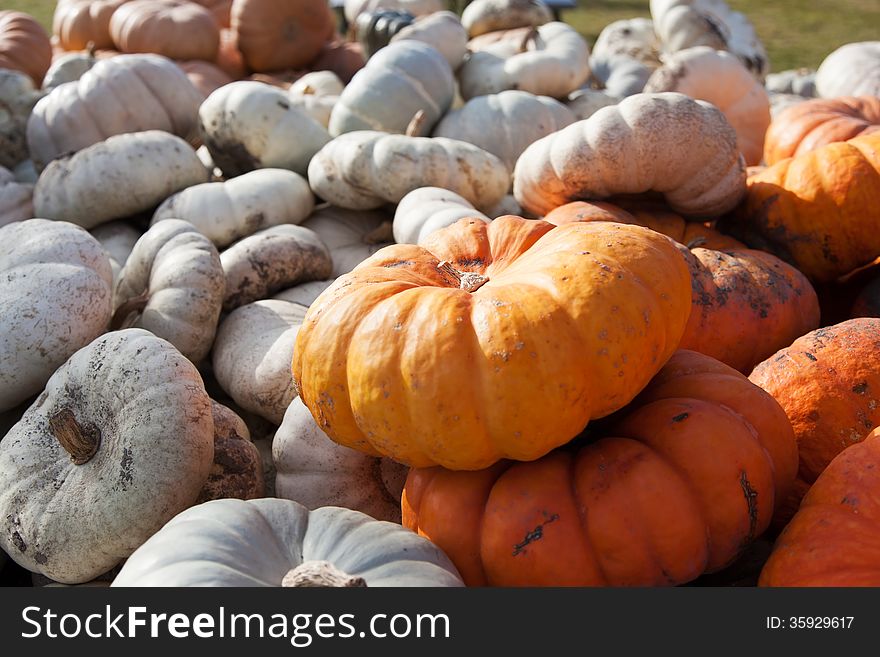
[0,10,52,86]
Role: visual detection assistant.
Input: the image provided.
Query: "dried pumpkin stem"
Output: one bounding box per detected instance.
[405,110,427,137]
[49,409,101,466]
[110,291,150,330]
[87,41,97,58]
[363,220,394,245]
[300,84,315,95]
[282,561,367,588]
[437,260,489,292]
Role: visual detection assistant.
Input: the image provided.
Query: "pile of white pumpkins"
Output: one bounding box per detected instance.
[0,0,878,587]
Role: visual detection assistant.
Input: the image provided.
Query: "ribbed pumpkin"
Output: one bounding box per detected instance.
[545,201,820,374]
[759,429,880,587]
[0,11,52,87]
[53,0,130,51]
[749,318,880,526]
[763,96,880,165]
[293,215,692,471]
[402,349,798,586]
[723,131,880,283]
[192,0,232,28]
[109,0,220,62]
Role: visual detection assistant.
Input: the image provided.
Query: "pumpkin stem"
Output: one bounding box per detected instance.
[49,409,101,466]
[363,220,393,245]
[282,561,367,588]
[405,110,427,137]
[111,291,150,330]
[519,27,540,53]
[87,41,97,58]
[437,260,489,293]
[300,84,315,95]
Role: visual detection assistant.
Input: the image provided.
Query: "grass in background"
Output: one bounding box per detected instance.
[9,0,880,71]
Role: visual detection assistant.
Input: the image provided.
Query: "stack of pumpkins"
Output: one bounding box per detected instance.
[0,0,879,587]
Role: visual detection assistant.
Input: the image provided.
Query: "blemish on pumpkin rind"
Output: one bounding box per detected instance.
[739,471,759,547]
[512,513,560,556]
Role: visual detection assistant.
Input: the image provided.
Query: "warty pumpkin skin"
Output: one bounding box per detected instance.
[402,349,797,586]
[749,318,880,527]
[763,96,880,166]
[293,215,693,470]
[0,10,52,87]
[760,429,880,587]
[109,0,220,62]
[722,131,880,283]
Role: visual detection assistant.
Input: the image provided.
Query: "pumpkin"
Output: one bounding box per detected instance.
[355,9,414,59]
[197,401,264,503]
[215,27,246,79]
[52,0,130,51]
[89,220,141,284]
[768,92,809,121]
[389,10,468,71]
[513,92,746,219]
[221,224,332,311]
[0,219,113,413]
[302,205,393,276]
[0,10,52,87]
[393,187,489,245]
[589,53,652,98]
[231,0,334,73]
[288,72,342,128]
[273,279,334,306]
[433,89,575,173]
[749,318,880,526]
[310,38,366,85]
[759,429,880,586]
[153,168,314,248]
[273,398,408,522]
[591,18,661,67]
[0,165,33,227]
[461,0,551,38]
[721,131,880,283]
[112,498,463,586]
[308,129,509,212]
[109,0,220,61]
[41,49,97,89]
[192,0,232,28]
[329,40,453,137]
[0,328,214,583]
[852,273,880,319]
[0,65,45,169]
[763,96,880,166]
[765,68,816,97]
[177,60,233,98]
[815,41,880,99]
[26,53,203,171]
[566,88,618,121]
[644,47,770,166]
[199,80,330,178]
[112,219,225,363]
[458,22,591,101]
[650,0,768,78]
[343,0,443,25]
[402,349,798,586]
[34,130,209,229]
[293,215,692,470]
[11,158,37,183]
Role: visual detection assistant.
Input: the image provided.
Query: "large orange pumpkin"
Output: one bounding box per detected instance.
[764,96,880,165]
[0,10,52,86]
[402,350,798,586]
[293,216,692,470]
[545,201,820,374]
[192,0,232,28]
[110,0,220,62]
[721,131,880,283]
[749,318,880,526]
[852,271,880,318]
[215,27,246,78]
[231,0,335,73]
[52,0,130,52]
[759,428,880,586]
[309,39,366,84]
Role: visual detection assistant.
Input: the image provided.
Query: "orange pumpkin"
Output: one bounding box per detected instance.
[231,0,335,73]
[749,318,880,526]
[52,0,130,52]
[852,272,880,318]
[215,27,247,78]
[759,428,880,586]
[293,216,692,470]
[177,60,233,97]
[309,39,366,84]
[192,0,232,28]
[402,350,798,586]
[545,201,820,374]
[110,0,220,62]
[720,131,880,283]
[764,96,880,165]
[0,10,52,86]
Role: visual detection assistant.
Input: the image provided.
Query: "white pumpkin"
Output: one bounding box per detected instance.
[644,46,770,166]
[302,205,393,276]
[344,0,444,24]
[34,130,209,229]
[111,498,463,586]
[432,89,575,172]
[273,279,335,306]
[650,0,768,78]
[221,224,333,311]
[0,328,214,583]
[589,54,653,97]
[461,0,552,38]
[328,40,454,137]
[513,92,747,218]
[89,220,142,284]
[197,401,264,503]
[41,50,98,90]
[566,88,619,121]
[389,10,468,71]
[288,72,344,130]
[0,165,33,227]
[113,219,225,363]
[0,69,44,169]
[212,299,306,425]
[0,219,112,413]
[458,21,591,100]
[815,42,880,98]
[487,193,525,218]
[308,130,509,212]
[592,18,662,66]
[765,68,817,98]
[273,398,408,523]
[26,54,203,170]
[199,81,331,178]
[152,168,315,248]
[13,159,38,183]
[393,187,489,245]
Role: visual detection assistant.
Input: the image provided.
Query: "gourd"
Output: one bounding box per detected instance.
[301,205,393,276]
[355,9,415,59]
[589,54,653,97]
[0,10,52,87]
[389,10,468,71]
[177,60,234,99]
[343,0,444,25]
[460,0,552,38]
[815,41,880,99]
[288,72,343,129]
[109,0,220,61]
[393,187,488,245]
[41,50,98,90]
[566,88,618,121]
